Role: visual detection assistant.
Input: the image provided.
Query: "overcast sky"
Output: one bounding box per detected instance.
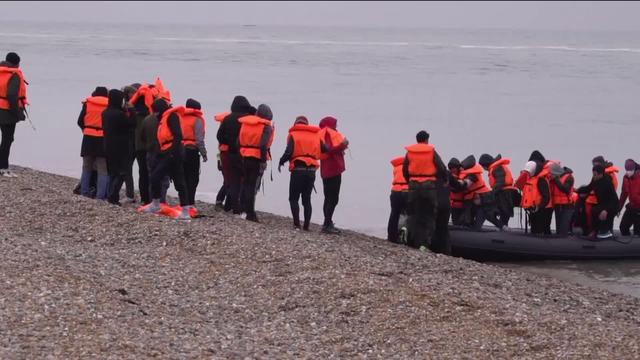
[2,1,639,31]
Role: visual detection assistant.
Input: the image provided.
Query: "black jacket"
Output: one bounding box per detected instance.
[102,90,135,172]
[584,175,619,213]
[0,61,26,125]
[216,96,256,155]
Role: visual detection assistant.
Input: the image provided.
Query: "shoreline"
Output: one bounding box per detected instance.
[1,165,640,357]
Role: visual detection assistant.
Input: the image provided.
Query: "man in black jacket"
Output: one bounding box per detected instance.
[216,95,256,214]
[580,164,619,239]
[0,52,26,178]
[102,89,136,205]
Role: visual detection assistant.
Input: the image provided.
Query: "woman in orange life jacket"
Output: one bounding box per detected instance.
[181,98,208,208]
[479,153,518,228]
[387,156,409,243]
[548,162,575,236]
[0,52,27,178]
[77,86,109,199]
[456,155,503,230]
[447,157,466,225]
[278,116,328,231]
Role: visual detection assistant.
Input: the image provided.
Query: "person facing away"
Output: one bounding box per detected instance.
[318,116,349,235]
[181,98,208,210]
[0,52,27,177]
[278,116,325,231]
[121,84,138,203]
[102,89,136,205]
[77,86,109,200]
[387,156,409,243]
[580,164,619,239]
[457,155,503,230]
[216,95,257,214]
[619,159,640,236]
[548,162,575,236]
[520,159,552,235]
[140,98,191,220]
[139,99,170,204]
[478,153,518,228]
[238,103,274,223]
[213,110,231,210]
[402,130,447,251]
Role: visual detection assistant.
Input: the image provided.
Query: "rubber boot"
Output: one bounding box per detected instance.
[96,175,110,200]
[80,170,93,198]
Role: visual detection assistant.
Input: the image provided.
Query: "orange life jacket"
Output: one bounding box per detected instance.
[488,158,516,191]
[319,127,345,160]
[390,157,408,192]
[180,108,204,148]
[157,106,185,152]
[449,172,465,209]
[288,123,321,171]
[214,111,231,152]
[81,96,108,137]
[550,172,574,206]
[404,143,437,183]
[521,168,552,209]
[586,165,619,205]
[128,78,171,114]
[0,66,28,110]
[239,115,273,160]
[460,164,490,200]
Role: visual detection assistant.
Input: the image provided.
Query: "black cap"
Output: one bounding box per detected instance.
[185,98,201,110]
[416,130,429,143]
[5,52,20,66]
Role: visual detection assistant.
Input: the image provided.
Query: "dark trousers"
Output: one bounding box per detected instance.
[124,152,135,199]
[451,207,465,225]
[224,153,243,213]
[495,190,514,227]
[322,175,342,226]
[592,205,615,234]
[107,155,127,204]
[241,157,261,217]
[183,148,201,206]
[620,207,640,236]
[289,169,316,228]
[216,151,229,204]
[432,191,451,255]
[149,152,189,206]
[0,123,16,169]
[529,208,553,235]
[387,191,408,243]
[554,205,574,236]
[407,181,438,248]
[136,151,150,204]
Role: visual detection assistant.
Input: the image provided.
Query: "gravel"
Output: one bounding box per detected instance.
[1,165,640,358]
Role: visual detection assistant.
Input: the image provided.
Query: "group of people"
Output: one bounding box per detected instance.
[387,131,640,251]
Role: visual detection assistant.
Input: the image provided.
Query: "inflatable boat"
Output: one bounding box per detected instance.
[449,226,640,261]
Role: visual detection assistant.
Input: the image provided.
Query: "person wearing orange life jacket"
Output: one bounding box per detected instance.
[278,116,327,231]
[213,111,231,209]
[238,104,274,223]
[579,155,618,235]
[479,154,519,228]
[180,99,208,208]
[318,116,349,235]
[447,158,466,225]
[0,52,27,178]
[456,155,503,230]
[402,131,447,250]
[520,159,552,235]
[578,164,619,239]
[77,86,109,199]
[140,99,190,220]
[387,156,409,243]
[548,162,575,236]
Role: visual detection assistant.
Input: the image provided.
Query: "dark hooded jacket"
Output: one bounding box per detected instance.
[133,96,150,152]
[78,87,108,158]
[102,90,136,174]
[530,159,551,209]
[0,60,26,125]
[217,96,256,155]
[318,116,348,179]
[583,173,619,213]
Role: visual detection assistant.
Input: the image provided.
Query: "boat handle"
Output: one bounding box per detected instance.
[491,239,505,244]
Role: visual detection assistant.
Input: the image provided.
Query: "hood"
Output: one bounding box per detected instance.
[151,98,169,116]
[319,116,337,130]
[448,157,461,169]
[478,154,495,168]
[186,98,201,110]
[108,89,124,108]
[461,155,476,170]
[528,150,546,164]
[0,61,17,68]
[92,86,109,97]
[230,95,256,115]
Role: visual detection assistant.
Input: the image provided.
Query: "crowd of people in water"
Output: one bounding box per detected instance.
[1,51,639,252]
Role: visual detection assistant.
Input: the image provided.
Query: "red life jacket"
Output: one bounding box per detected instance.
[82,96,108,137]
[390,157,408,192]
[319,127,345,160]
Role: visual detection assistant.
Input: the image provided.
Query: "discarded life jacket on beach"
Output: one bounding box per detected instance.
[521,167,552,209]
[460,164,490,200]
[81,96,108,137]
[288,123,321,171]
[318,127,345,160]
[0,66,27,110]
[180,108,204,148]
[550,172,574,206]
[238,115,273,160]
[390,157,408,192]
[586,165,619,205]
[214,111,231,152]
[449,172,465,209]
[488,158,516,191]
[128,78,171,114]
[157,106,185,152]
[404,143,437,183]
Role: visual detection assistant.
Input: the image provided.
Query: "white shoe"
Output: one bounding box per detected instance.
[597,231,613,239]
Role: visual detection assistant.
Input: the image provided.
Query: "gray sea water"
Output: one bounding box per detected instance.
[3,21,640,295]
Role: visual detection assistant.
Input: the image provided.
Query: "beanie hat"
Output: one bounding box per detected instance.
[592,155,605,165]
[92,86,108,97]
[5,52,20,66]
[257,104,273,121]
[478,154,495,168]
[625,159,638,171]
[151,98,169,114]
[185,98,201,110]
[295,116,308,125]
[524,161,537,176]
[549,162,564,177]
[448,157,461,169]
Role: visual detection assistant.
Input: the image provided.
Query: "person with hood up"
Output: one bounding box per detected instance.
[140,98,190,220]
[0,52,27,177]
[478,153,518,228]
[520,159,552,235]
[102,89,136,205]
[181,98,208,209]
[619,159,640,236]
[318,116,349,234]
[448,157,466,225]
[578,164,619,239]
[279,116,325,231]
[217,95,256,214]
[238,104,273,222]
[457,155,503,230]
[77,86,109,199]
[402,131,447,250]
[548,162,575,236]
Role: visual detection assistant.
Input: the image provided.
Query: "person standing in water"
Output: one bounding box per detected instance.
[318,116,349,234]
[0,52,27,177]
